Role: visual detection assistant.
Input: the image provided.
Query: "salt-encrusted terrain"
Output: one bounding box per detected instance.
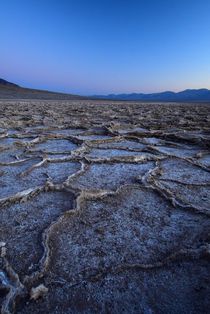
[0,100,210,313]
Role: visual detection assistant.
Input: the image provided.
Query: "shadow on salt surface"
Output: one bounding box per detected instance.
[175,130,210,140]
[0,190,75,276]
[0,159,81,199]
[0,158,42,199]
[31,139,78,153]
[159,158,210,184]
[0,148,24,163]
[5,129,21,135]
[96,140,146,150]
[23,125,48,134]
[198,154,210,168]
[154,145,201,158]
[0,137,34,147]
[160,180,210,211]
[85,148,157,159]
[48,128,86,136]
[29,161,81,184]
[76,134,114,141]
[69,162,155,191]
[113,127,149,135]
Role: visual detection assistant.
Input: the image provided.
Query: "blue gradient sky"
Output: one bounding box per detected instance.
[1,0,210,95]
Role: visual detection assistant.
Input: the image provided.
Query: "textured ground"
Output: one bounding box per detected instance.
[0,100,210,314]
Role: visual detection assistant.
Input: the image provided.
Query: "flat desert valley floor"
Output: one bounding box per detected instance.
[0,100,210,313]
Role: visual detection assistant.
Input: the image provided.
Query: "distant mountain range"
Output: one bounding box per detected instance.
[93,89,210,101]
[0,78,85,100]
[1,78,210,101]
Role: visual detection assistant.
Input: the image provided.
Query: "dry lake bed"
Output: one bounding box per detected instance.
[0,100,210,313]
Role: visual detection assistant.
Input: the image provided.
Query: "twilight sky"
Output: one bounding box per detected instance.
[1,0,210,95]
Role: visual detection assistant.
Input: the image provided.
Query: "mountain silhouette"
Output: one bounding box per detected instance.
[93,89,210,101]
[0,78,85,100]
[0,78,19,88]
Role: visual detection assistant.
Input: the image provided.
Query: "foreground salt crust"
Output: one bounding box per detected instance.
[0,100,209,314]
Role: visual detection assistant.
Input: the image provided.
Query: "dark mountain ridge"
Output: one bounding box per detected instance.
[0,78,85,100]
[93,88,210,101]
[0,78,19,88]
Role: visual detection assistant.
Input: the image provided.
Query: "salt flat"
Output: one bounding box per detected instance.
[0,100,210,314]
